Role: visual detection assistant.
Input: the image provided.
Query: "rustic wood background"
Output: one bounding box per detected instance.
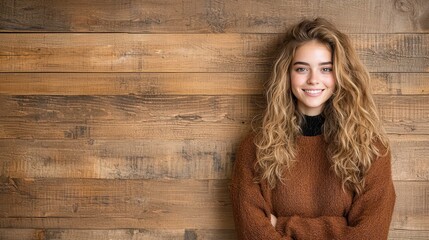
[0,0,428,239]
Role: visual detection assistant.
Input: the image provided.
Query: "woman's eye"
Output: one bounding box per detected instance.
[296,68,307,72]
[322,67,333,72]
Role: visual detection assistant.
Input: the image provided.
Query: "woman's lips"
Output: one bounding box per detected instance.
[302,89,324,96]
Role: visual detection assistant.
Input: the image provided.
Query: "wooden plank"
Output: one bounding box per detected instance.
[388,229,429,239]
[0,228,427,240]
[0,135,427,181]
[0,115,426,141]
[391,181,429,231]
[0,178,235,229]
[0,0,427,33]
[43,229,184,240]
[0,95,427,136]
[370,73,429,95]
[375,95,429,135]
[0,72,427,96]
[185,229,236,240]
[0,229,185,240]
[0,34,427,73]
[0,121,251,140]
[0,139,239,180]
[0,217,231,230]
[354,34,429,73]
[0,73,266,96]
[0,95,263,122]
[389,135,429,181]
[0,33,280,73]
[0,179,426,231]
[0,229,45,240]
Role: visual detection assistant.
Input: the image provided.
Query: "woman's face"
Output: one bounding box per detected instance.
[290,40,336,116]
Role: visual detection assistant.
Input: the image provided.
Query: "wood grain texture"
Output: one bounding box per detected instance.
[0,229,184,240]
[0,121,251,141]
[392,181,429,231]
[387,230,429,239]
[0,117,426,141]
[375,95,429,135]
[0,178,234,228]
[0,73,427,96]
[0,139,239,180]
[0,229,428,240]
[0,95,427,137]
[389,135,429,181]
[0,0,427,237]
[0,95,263,123]
[0,73,266,96]
[0,95,427,124]
[0,0,428,33]
[0,34,427,73]
[0,229,45,240]
[0,136,427,181]
[0,179,426,231]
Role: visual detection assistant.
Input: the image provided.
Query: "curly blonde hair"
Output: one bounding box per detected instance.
[254,18,389,195]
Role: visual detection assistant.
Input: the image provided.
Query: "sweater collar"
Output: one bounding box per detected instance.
[301,114,324,136]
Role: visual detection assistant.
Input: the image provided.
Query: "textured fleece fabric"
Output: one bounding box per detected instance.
[230,134,396,240]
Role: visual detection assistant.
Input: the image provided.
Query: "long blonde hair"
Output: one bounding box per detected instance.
[255,18,389,195]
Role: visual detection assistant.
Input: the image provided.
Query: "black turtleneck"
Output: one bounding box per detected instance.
[301,114,324,136]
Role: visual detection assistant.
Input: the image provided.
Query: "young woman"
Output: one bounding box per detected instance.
[230,18,396,240]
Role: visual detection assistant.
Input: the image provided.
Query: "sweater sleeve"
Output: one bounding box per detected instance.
[230,134,291,240]
[275,148,396,240]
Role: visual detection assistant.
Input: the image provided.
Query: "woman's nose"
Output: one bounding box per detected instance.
[306,72,320,85]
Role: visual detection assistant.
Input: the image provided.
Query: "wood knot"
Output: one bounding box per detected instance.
[64,125,91,139]
[395,0,415,13]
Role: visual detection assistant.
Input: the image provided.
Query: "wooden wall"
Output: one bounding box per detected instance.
[0,0,428,239]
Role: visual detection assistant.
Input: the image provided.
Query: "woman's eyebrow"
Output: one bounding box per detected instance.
[293,61,310,66]
[293,61,332,66]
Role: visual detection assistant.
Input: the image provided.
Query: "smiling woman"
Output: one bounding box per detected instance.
[230,18,396,240]
[290,40,336,116]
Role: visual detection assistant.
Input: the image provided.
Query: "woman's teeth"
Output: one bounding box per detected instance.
[303,89,323,94]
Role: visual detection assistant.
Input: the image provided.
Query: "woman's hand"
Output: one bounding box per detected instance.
[270,214,277,227]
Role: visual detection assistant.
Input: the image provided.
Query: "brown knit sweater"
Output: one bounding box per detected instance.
[230,134,396,240]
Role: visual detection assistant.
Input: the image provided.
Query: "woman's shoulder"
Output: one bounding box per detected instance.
[366,137,392,175]
[235,131,258,165]
[239,131,257,151]
[231,132,259,183]
[373,137,390,157]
